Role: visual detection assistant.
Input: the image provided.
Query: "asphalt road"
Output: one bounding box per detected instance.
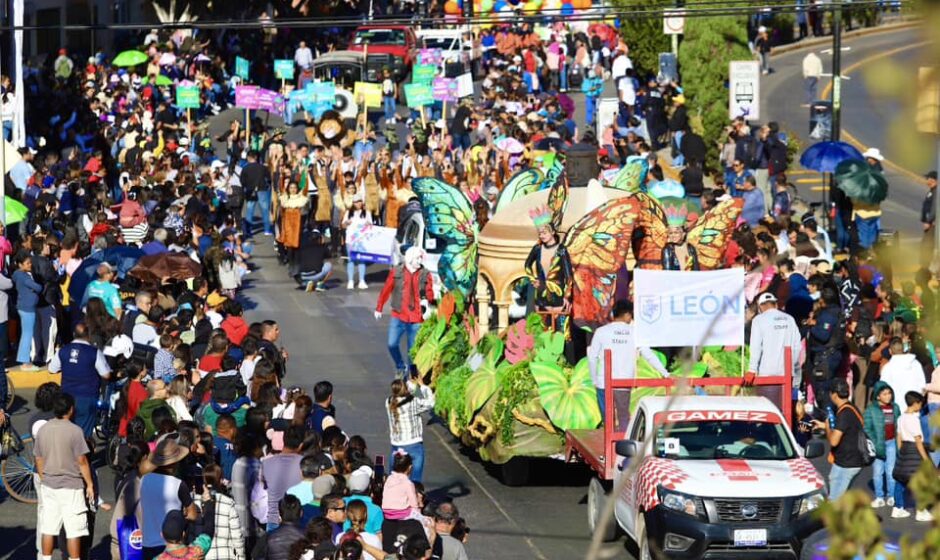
[763,26,933,235]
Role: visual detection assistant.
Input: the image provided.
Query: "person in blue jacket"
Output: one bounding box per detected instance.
[806,286,845,411]
[11,252,43,369]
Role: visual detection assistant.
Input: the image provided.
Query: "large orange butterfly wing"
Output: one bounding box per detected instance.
[688,198,744,270]
[564,197,641,330]
[634,192,668,270]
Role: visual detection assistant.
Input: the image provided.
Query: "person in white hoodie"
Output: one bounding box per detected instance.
[880,338,927,406]
[748,292,803,407]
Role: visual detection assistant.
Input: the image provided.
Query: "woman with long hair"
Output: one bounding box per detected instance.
[196,464,245,560]
[166,376,193,422]
[337,500,382,560]
[85,297,121,348]
[11,252,42,368]
[385,377,434,482]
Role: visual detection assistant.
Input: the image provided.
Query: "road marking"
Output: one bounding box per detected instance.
[819,40,933,184]
[796,178,823,183]
[788,170,815,176]
[810,186,830,191]
[430,428,551,560]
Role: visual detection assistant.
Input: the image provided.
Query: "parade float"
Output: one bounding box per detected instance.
[408,155,747,484]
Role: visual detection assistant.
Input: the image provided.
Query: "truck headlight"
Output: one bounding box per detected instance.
[658,487,706,520]
[795,491,826,517]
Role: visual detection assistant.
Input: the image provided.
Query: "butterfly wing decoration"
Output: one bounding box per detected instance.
[494,167,545,215]
[687,198,744,270]
[411,177,479,297]
[634,192,669,269]
[539,157,566,191]
[607,155,648,193]
[564,196,642,330]
[546,160,569,231]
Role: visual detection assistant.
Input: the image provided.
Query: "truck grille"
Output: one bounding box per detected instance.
[713,499,783,523]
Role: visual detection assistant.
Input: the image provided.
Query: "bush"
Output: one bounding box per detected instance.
[767,12,796,45]
[614,0,672,75]
[677,13,752,166]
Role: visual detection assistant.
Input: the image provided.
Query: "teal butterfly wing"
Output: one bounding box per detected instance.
[411,177,479,296]
[539,157,565,191]
[494,168,544,214]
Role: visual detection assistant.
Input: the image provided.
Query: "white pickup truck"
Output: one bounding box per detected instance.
[590,396,828,560]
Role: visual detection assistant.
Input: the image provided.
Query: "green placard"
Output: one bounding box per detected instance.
[412,64,437,84]
[175,86,200,109]
[235,56,250,80]
[404,83,433,107]
[274,59,294,80]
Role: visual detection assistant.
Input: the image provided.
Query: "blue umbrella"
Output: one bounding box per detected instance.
[799,141,864,173]
[68,246,145,305]
[648,179,685,200]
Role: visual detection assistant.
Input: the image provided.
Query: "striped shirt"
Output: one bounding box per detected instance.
[386,382,435,446]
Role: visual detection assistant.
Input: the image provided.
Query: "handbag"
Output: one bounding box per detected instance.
[116,513,143,560]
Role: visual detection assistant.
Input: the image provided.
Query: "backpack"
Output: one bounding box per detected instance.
[840,404,876,466]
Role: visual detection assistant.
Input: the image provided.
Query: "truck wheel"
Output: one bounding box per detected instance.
[636,514,654,560]
[587,477,617,541]
[500,457,530,486]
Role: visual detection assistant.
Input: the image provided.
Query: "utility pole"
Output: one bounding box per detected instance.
[831,6,842,141]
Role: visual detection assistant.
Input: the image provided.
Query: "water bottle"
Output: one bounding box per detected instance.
[826,405,836,429]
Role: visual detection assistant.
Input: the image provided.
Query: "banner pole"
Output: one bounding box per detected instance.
[245,109,250,148]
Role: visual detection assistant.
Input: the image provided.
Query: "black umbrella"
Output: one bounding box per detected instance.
[535,137,566,151]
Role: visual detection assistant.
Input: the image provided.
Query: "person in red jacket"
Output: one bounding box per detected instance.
[375,247,435,377]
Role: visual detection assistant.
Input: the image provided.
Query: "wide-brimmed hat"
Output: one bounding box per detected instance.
[862,147,884,162]
[206,291,227,308]
[148,438,189,467]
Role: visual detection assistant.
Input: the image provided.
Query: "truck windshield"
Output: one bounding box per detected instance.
[654,419,796,460]
[354,29,406,45]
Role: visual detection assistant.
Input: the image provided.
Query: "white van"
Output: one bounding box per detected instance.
[415,28,472,77]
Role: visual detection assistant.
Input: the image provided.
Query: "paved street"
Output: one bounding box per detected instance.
[764,26,932,235]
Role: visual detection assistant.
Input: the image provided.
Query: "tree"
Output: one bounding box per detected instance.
[614,0,671,75]
[677,13,751,167]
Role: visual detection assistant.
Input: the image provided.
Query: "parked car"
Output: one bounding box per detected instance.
[348,25,418,82]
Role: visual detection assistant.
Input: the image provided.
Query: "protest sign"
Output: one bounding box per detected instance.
[418,48,443,65]
[432,77,457,102]
[455,73,473,98]
[274,59,295,80]
[354,81,383,108]
[175,86,200,109]
[404,83,434,107]
[412,64,437,84]
[235,56,250,80]
[235,85,260,109]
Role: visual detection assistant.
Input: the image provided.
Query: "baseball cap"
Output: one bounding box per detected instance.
[312,475,336,500]
[349,466,374,493]
[757,292,777,305]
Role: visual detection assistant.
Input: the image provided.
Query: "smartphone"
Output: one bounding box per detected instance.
[374,454,386,480]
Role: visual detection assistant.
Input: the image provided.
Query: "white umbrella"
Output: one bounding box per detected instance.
[159,52,177,66]
[194,53,211,63]
[0,139,22,176]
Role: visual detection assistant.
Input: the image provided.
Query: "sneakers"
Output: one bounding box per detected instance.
[396,368,409,379]
[358,280,368,290]
[17,363,40,372]
[890,507,911,519]
[916,509,935,522]
[886,497,895,507]
[315,282,327,292]
[306,281,316,293]
[347,280,354,290]
[871,498,886,508]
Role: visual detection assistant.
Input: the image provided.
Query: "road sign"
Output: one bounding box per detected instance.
[175,86,200,109]
[235,56,250,80]
[274,59,294,80]
[663,11,685,35]
[729,60,761,121]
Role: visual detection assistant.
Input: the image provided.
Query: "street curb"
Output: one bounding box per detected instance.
[8,368,59,390]
[770,18,922,58]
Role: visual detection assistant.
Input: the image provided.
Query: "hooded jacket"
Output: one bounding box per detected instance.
[863,381,901,459]
[784,273,814,325]
[879,353,927,407]
[135,398,175,439]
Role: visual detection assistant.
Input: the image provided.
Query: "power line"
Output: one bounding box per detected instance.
[0,1,912,32]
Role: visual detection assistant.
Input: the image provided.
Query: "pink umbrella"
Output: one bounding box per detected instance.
[496,137,524,154]
[158,52,177,66]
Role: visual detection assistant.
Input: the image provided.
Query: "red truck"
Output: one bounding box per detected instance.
[348,25,418,83]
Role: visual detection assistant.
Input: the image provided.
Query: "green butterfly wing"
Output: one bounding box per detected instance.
[412,177,479,297]
[494,168,545,214]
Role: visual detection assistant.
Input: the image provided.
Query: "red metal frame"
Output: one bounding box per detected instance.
[568,347,793,481]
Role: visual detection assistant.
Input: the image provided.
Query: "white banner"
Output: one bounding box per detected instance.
[13,0,25,147]
[634,269,745,347]
[346,223,397,265]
